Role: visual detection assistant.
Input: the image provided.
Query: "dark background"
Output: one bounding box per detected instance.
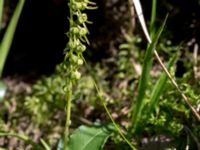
[1,0,200,76]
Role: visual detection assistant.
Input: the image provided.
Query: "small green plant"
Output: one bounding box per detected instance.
[132,0,200,129]
[62,0,96,149]
[25,65,66,124]
[129,0,200,148]
[131,15,168,132]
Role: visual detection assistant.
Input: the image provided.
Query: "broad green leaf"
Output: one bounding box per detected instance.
[0,81,6,102]
[0,0,25,77]
[132,15,168,132]
[58,124,115,150]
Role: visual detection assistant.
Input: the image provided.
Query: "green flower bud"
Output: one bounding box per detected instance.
[79,28,88,37]
[67,40,76,49]
[77,58,83,65]
[74,39,81,46]
[80,3,87,10]
[69,54,83,65]
[70,27,79,35]
[77,13,88,24]
[71,70,81,80]
[76,44,86,53]
[69,54,79,63]
[72,2,87,11]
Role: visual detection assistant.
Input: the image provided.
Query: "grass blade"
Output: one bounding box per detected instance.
[0,0,4,32]
[82,55,136,150]
[150,0,157,38]
[0,0,25,77]
[147,54,177,115]
[131,16,168,132]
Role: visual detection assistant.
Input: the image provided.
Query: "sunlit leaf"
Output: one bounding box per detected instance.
[57,124,115,150]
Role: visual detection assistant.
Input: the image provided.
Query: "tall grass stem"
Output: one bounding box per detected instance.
[82,55,136,150]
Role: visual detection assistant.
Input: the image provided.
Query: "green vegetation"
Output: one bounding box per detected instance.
[0,0,200,149]
[0,0,25,101]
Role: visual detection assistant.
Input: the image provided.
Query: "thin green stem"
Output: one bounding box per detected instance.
[0,0,25,77]
[93,82,136,150]
[69,0,73,27]
[82,55,136,150]
[150,0,157,38]
[64,82,72,150]
[63,0,74,149]
[0,0,4,32]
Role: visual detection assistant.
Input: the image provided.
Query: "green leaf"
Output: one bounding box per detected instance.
[132,15,168,132]
[58,124,115,150]
[0,0,25,77]
[150,0,157,38]
[147,54,177,115]
[0,0,4,31]
[0,81,6,102]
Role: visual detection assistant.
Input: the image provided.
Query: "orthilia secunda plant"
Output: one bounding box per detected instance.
[62,0,96,149]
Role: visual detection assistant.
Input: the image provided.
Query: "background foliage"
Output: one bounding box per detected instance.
[0,0,200,149]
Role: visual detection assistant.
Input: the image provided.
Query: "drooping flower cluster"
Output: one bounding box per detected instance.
[63,0,96,82]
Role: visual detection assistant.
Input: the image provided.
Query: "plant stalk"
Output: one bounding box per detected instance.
[63,0,74,149]
[82,55,136,150]
[64,82,72,150]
